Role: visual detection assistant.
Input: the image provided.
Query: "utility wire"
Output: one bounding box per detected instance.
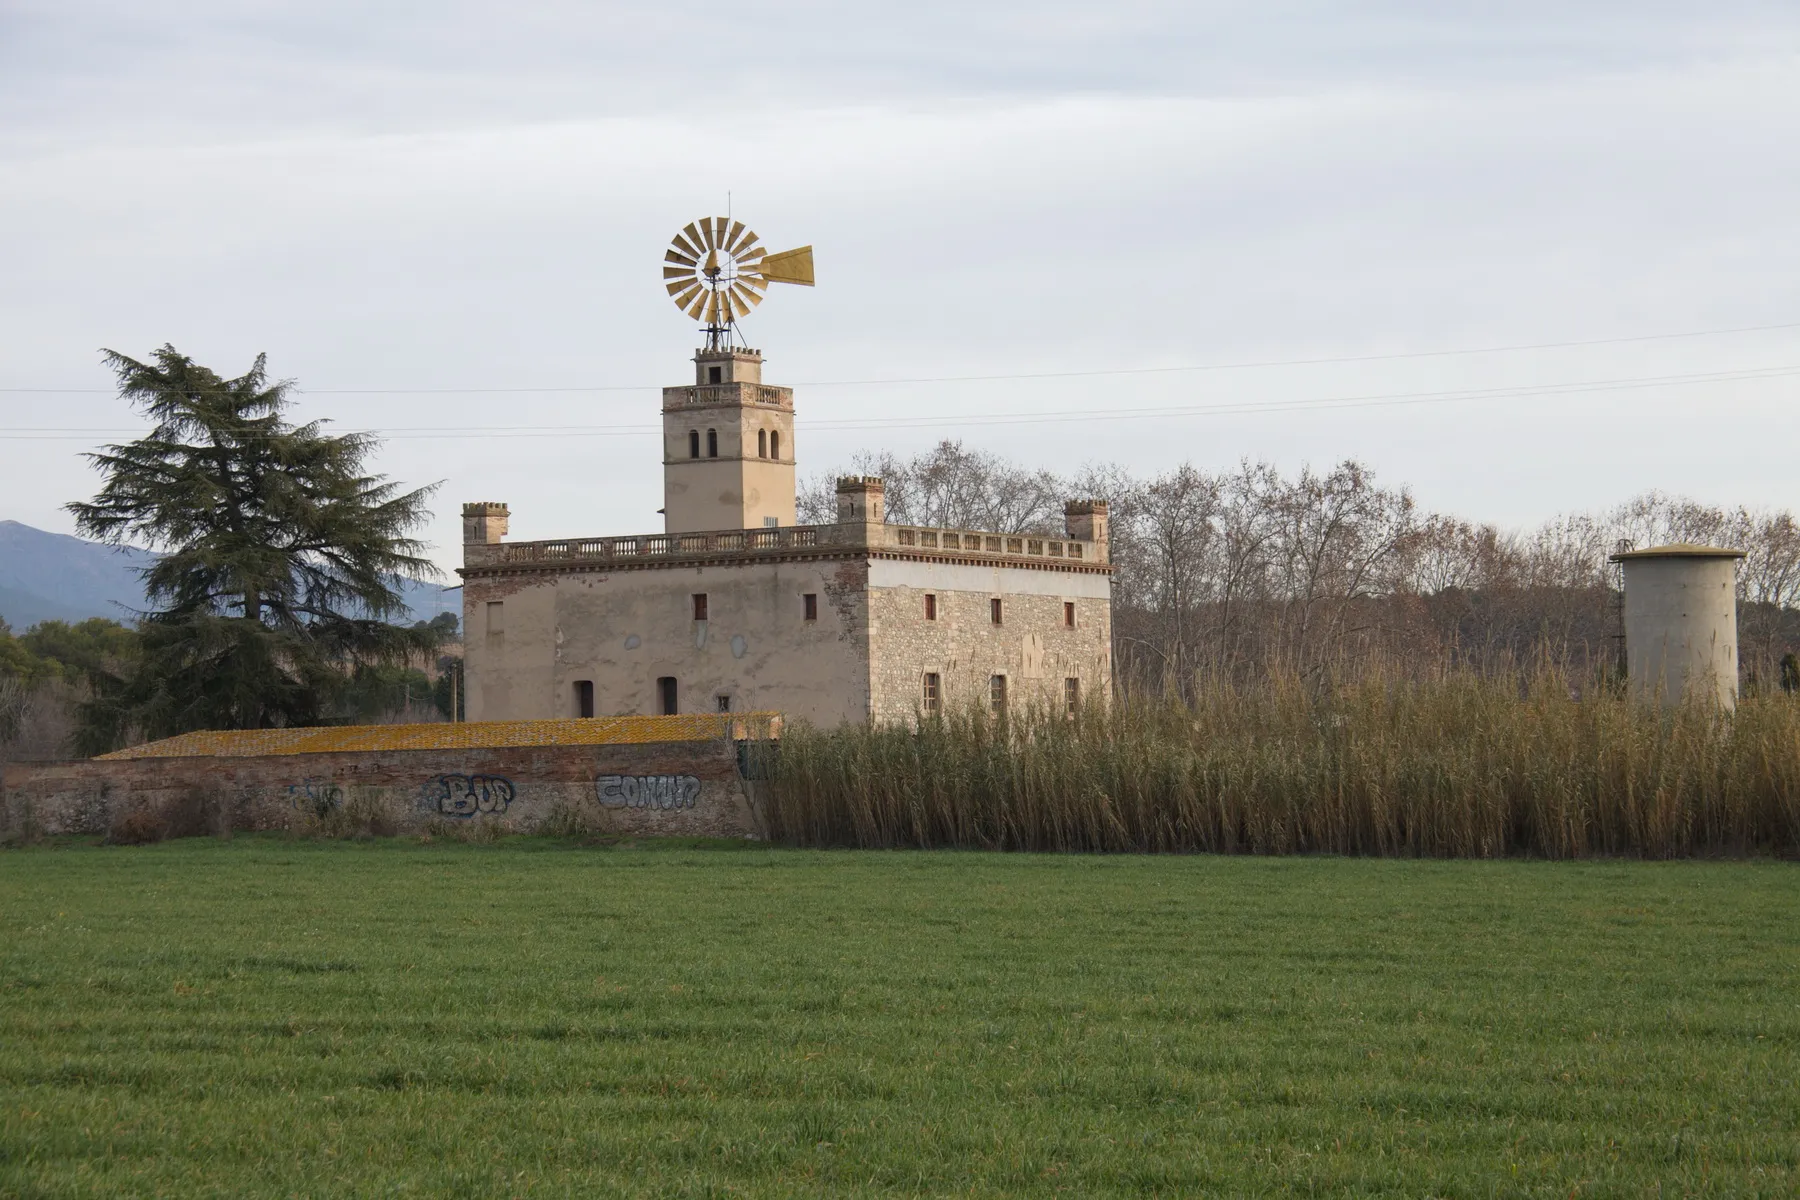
[2,318,1797,396]
[4,363,1794,441]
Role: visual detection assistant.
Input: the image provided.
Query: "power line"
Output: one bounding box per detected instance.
[4,363,1794,441]
[2,318,1797,396]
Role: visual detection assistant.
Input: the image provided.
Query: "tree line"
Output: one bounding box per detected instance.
[801,441,1800,693]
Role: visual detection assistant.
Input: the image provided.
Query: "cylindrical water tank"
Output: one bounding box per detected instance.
[1609,544,1744,709]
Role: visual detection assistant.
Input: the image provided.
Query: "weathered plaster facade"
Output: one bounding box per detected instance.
[2,737,762,840]
[460,350,1113,726]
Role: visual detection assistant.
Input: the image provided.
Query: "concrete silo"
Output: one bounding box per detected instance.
[1608,544,1745,710]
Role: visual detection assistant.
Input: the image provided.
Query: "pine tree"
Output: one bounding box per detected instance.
[68,345,440,749]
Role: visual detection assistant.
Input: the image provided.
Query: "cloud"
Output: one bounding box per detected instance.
[2,4,1798,570]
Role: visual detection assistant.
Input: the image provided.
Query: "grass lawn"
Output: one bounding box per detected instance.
[1,840,1796,1197]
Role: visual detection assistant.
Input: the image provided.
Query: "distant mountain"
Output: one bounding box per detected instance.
[0,521,458,632]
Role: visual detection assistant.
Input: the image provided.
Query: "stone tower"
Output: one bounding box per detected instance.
[661,347,796,533]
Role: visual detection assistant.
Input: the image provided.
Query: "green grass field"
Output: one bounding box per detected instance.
[2,840,1796,1197]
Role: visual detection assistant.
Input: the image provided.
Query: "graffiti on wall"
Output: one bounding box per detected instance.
[423,773,516,818]
[288,778,344,817]
[596,774,701,811]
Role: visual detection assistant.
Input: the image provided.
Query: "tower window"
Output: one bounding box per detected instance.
[574,680,594,719]
[758,429,767,458]
[708,365,722,384]
[485,601,504,637]
[990,674,1008,716]
[770,431,780,460]
[924,594,937,621]
[707,429,718,458]
[922,673,941,715]
[803,593,818,621]
[688,429,699,459]
[716,694,732,712]
[1065,677,1080,716]
[1064,601,1076,628]
[692,593,708,621]
[658,676,678,715]
[990,598,1003,625]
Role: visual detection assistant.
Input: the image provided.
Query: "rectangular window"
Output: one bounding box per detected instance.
[658,676,678,715]
[575,680,594,719]
[803,593,818,621]
[485,601,504,636]
[990,674,1008,716]
[716,694,732,713]
[922,673,941,715]
[708,365,722,384]
[1065,677,1080,716]
[990,598,1003,625]
[692,593,708,621]
[763,515,779,528]
[1064,601,1076,628]
[924,593,937,621]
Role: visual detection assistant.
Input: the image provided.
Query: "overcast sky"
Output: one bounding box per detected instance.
[4,2,1799,575]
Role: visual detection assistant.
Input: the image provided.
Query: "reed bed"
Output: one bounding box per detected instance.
[759,672,1800,857]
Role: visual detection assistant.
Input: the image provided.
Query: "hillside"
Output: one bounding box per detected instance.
[0,521,457,631]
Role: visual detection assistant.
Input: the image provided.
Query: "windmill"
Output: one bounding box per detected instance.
[663,217,814,350]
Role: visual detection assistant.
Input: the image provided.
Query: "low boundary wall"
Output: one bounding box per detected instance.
[1,739,763,840]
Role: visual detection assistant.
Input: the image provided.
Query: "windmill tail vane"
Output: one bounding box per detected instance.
[663,216,813,349]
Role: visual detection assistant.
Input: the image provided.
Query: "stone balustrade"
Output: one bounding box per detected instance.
[478,520,1105,569]
[661,383,793,409]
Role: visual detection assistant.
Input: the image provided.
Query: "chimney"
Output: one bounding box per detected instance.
[835,477,886,525]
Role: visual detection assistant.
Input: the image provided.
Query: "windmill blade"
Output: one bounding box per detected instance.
[672,231,702,258]
[662,266,696,280]
[736,240,764,261]
[685,289,710,319]
[724,220,748,250]
[664,247,697,266]
[730,283,763,311]
[670,282,704,307]
[738,272,768,291]
[757,245,814,286]
[711,216,729,246]
[683,222,707,252]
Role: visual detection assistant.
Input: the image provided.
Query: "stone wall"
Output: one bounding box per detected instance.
[1,739,762,841]
[865,559,1113,723]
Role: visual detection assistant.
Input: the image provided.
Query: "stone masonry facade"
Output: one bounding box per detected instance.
[458,348,1113,727]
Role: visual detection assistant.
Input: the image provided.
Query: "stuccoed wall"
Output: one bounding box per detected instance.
[1620,553,1741,709]
[464,558,873,727]
[1,740,760,840]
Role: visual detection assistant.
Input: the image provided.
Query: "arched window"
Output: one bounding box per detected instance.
[688,429,699,459]
[771,431,781,460]
[758,429,767,458]
[707,429,718,458]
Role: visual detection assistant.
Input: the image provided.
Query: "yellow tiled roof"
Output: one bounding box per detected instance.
[97,713,782,760]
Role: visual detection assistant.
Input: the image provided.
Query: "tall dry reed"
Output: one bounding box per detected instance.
[758,670,1800,857]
